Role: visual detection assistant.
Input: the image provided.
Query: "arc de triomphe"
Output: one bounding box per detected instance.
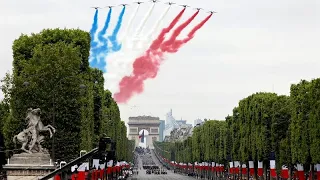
[128,116,160,149]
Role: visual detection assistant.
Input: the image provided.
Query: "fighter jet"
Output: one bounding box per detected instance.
[150,0,159,3]
[120,4,128,7]
[91,7,101,10]
[105,5,114,8]
[194,8,203,11]
[179,4,190,8]
[165,2,175,5]
[207,10,217,14]
[134,1,144,4]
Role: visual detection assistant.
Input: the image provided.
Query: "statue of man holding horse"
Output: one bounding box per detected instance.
[13,108,56,154]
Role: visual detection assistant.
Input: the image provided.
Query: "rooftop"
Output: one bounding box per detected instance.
[129,116,160,120]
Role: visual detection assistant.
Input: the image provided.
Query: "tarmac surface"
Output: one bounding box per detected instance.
[128,150,195,180]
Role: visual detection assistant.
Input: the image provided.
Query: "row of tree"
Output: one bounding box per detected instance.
[0,28,135,162]
[155,78,320,174]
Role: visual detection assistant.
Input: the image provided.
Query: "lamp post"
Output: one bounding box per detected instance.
[24,75,87,161]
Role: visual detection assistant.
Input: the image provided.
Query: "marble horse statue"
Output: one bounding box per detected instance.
[13,108,56,154]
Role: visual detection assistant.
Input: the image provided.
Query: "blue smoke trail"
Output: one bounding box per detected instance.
[93,8,112,72]
[90,9,99,48]
[89,9,99,68]
[108,6,126,52]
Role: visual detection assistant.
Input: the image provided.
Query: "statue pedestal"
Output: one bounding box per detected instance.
[3,153,56,180]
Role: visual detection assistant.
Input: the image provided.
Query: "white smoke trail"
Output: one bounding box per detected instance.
[134,3,156,37]
[120,4,141,42]
[104,3,157,95]
[146,5,171,40]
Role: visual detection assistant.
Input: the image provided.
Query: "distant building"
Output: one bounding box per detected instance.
[176,120,192,127]
[159,120,165,142]
[164,109,179,137]
[194,119,203,126]
[176,120,186,125]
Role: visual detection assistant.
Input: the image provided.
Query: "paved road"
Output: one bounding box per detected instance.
[129,150,195,180]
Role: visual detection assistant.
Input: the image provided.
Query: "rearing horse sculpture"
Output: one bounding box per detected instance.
[13,108,56,154]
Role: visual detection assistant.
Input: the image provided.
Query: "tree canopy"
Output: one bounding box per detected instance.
[155,79,320,176]
[0,28,133,162]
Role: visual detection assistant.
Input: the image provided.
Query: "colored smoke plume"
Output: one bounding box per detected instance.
[164,13,213,53]
[89,9,100,68]
[114,9,187,103]
[90,8,113,71]
[146,5,171,41]
[150,8,186,50]
[97,8,112,43]
[89,9,99,48]
[135,3,156,37]
[114,11,212,103]
[121,4,140,41]
[160,10,200,51]
[108,6,126,52]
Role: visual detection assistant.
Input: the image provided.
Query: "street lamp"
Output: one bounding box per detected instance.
[23,77,86,161]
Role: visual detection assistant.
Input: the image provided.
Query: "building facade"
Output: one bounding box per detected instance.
[159,120,165,142]
[128,116,161,149]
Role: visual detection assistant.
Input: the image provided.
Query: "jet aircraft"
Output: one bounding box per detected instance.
[194,8,203,11]
[91,7,101,9]
[179,4,190,8]
[165,2,175,5]
[120,4,128,6]
[207,10,217,14]
[150,0,159,3]
[134,1,144,4]
[105,5,114,8]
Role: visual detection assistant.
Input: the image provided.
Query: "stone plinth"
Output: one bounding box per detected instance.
[4,153,56,180]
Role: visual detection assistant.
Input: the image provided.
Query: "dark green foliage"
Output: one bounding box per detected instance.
[308,79,320,164]
[1,28,132,163]
[12,28,90,74]
[8,39,90,161]
[290,79,320,164]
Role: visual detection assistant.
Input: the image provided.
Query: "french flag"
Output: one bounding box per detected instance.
[77,162,89,180]
[242,164,247,175]
[229,162,234,174]
[71,165,78,180]
[249,161,254,176]
[212,162,215,172]
[107,160,113,174]
[257,161,263,177]
[281,165,289,179]
[234,161,240,174]
[270,160,277,178]
[139,130,145,143]
[297,164,305,180]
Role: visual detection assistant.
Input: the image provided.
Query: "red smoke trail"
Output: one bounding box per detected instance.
[114,9,186,103]
[160,10,200,51]
[164,13,213,53]
[114,10,209,103]
[150,8,186,50]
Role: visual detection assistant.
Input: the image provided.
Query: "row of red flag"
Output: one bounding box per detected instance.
[158,153,320,180]
[54,160,130,180]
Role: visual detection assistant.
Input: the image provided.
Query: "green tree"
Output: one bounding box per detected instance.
[290,80,311,164]
[271,95,291,173]
[308,79,320,164]
[6,29,94,161]
[290,78,320,167]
